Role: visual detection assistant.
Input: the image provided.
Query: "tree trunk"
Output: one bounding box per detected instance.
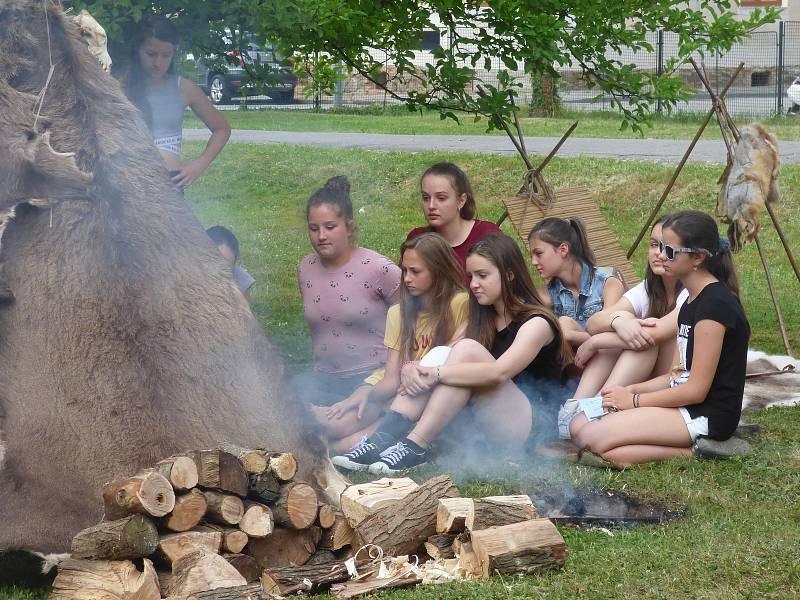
[340,477,419,528]
[157,529,222,565]
[317,504,336,529]
[153,456,199,491]
[165,548,247,598]
[50,558,160,600]
[218,443,269,475]
[238,501,274,538]
[223,553,261,583]
[266,452,297,481]
[353,475,459,557]
[188,449,249,497]
[318,511,354,551]
[424,534,456,560]
[247,471,281,505]
[163,489,208,532]
[204,490,245,526]
[272,482,318,530]
[261,561,352,596]
[71,515,159,560]
[469,518,566,576]
[102,471,175,520]
[466,495,537,531]
[246,526,321,568]
[184,583,270,600]
[436,497,473,534]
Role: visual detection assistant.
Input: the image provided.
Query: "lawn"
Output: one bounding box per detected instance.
[185,106,800,141]
[3,142,798,599]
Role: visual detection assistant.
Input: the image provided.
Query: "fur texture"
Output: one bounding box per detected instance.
[716,123,780,252]
[0,0,345,553]
[743,349,800,413]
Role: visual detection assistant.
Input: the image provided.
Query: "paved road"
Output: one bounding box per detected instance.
[184,128,800,164]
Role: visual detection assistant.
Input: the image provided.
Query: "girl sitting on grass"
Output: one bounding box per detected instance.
[296,177,401,452]
[406,162,502,284]
[528,217,625,349]
[332,232,469,469]
[571,211,750,467]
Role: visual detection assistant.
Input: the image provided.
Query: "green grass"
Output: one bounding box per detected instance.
[4,142,799,599]
[185,106,800,141]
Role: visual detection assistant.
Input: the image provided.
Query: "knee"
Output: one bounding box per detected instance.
[448,338,487,362]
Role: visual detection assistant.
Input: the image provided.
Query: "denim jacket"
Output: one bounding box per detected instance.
[547,262,609,330]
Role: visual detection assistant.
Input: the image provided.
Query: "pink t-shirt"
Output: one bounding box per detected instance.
[299,247,401,376]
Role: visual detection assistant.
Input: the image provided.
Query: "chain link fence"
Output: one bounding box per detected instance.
[226,24,800,118]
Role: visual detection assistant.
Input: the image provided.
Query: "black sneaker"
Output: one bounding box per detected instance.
[331,435,390,472]
[369,440,427,475]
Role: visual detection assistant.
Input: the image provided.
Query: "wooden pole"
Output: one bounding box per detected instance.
[765,202,800,286]
[754,234,793,355]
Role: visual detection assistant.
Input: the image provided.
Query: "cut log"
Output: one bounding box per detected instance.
[272,482,318,530]
[157,570,173,592]
[218,443,270,474]
[199,524,248,554]
[261,561,351,596]
[157,529,222,565]
[165,548,247,597]
[318,511,354,551]
[436,497,473,534]
[238,501,274,538]
[188,449,249,497]
[354,475,459,556]
[330,572,421,598]
[455,541,481,578]
[340,477,419,528]
[246,526,321,568]
[224,553,261,583]
[266,452,297,481]
[154,456,199,491]
[102,471,176,520]
[424,534,456,560]
[51,558,160,600]
[204,490,245,526]
[451,531,470,556]
[318,504,336,529]
[164,489,208,532]
[247,471,281,505]
[466,495,537,532]
[71,515,159,560]
[185,583,270,600]
[469,518,566,576]
[305,549,337,565]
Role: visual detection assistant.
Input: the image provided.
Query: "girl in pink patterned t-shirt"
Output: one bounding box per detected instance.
[296,176,401,450]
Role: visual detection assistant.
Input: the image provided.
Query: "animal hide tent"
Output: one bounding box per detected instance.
[743,349,800,413]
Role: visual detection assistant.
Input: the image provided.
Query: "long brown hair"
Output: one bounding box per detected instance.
[398,233,465,360]
[420,162,477,220]
[466,234,573,366]
[644,215,684,318]
[528,217,596,282]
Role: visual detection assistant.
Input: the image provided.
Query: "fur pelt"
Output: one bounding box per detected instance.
[716,123,780,252]
[0,0,345,553]
[743,349,800,413]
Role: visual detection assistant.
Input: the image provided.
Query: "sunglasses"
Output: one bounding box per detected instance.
[658,239,699,261]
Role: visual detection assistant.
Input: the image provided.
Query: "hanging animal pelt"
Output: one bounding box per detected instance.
[716,123,780,252]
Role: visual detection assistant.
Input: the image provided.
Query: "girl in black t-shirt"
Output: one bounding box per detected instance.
[572,211,750,467]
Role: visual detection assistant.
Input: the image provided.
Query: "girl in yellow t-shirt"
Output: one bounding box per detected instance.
[331,233,468,468]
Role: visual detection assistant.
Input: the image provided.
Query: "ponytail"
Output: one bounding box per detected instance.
[528,217,597,279]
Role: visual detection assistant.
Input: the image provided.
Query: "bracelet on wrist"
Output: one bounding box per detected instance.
[435,366,442,384]
[633,393,641,408]
[610,314,622,330]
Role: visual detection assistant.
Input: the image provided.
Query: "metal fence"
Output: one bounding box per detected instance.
[230,23,800,117]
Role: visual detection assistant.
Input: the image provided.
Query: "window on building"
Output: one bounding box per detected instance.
[751,71,770,87]
[419,30,442,51]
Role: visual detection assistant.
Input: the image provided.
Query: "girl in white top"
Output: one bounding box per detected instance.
[569,217,689,406]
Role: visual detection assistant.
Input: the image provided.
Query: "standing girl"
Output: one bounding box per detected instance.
[123,17,230,188]
[297,177,401,451]
[528,217,625,347]
[407,162,502,283]
[332,233,469,469]
[571,211,750,467]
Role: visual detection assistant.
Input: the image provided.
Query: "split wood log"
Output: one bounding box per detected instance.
[318,511,354,551]
[340,477,419,528]
[266,452,297,481]
[204,490,245,526]
[469,518,566,576]
[154,456,199,491]
[330,572,421,598]
[184,583,271,600]
[354,475,459,556]
[261,561,352,596]
[71,515,159,560]
[218,443,269,474]
[424,534,456,560]
[158,570,173,592]
[51,558,160,600]
[223,553,262,583]
[318,504,336,529]
[165,548,247,598]
[455,541,481,578]
[466,495,537,532]
[157,529,222,565]
[451,531,470,555]
[305,549,337,565]
[238,501,274,538]
[164,489,208,532]
[436,497,473,534]
[272,482,318,530]
[102,471,175,520]
[188,450,249,497]
[199,524,249,554]
[248,471,281,505]
[246,526,321,568]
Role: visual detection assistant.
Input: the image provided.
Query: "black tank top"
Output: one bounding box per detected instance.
[489,314,564,387]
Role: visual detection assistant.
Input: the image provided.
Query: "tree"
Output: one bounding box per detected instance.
[66,0,778,131]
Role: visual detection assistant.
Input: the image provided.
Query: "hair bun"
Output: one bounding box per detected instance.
[324,176,350,196]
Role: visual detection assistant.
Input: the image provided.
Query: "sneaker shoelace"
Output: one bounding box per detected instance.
[379,441,411,466]
[344,436,376,459]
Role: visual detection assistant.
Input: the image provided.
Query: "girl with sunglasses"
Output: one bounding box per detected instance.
[571,211,749,467]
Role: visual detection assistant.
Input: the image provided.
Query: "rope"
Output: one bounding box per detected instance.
[33,0,56,132]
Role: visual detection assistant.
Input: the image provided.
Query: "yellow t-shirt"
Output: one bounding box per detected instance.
[383,292,469,361]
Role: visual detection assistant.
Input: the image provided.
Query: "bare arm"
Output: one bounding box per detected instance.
[602,275,625,307]
[366,348,401,406]
[586,296,636,334]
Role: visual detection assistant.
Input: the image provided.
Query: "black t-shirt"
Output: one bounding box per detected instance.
[490,314,564,390]
[677,282,750,440]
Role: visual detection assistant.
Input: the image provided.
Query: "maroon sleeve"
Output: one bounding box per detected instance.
[406,226,431,242]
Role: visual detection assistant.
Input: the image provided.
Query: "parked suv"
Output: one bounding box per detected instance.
[195,36,297,105]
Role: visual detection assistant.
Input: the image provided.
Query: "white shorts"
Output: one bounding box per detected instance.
[679,407,709,441]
